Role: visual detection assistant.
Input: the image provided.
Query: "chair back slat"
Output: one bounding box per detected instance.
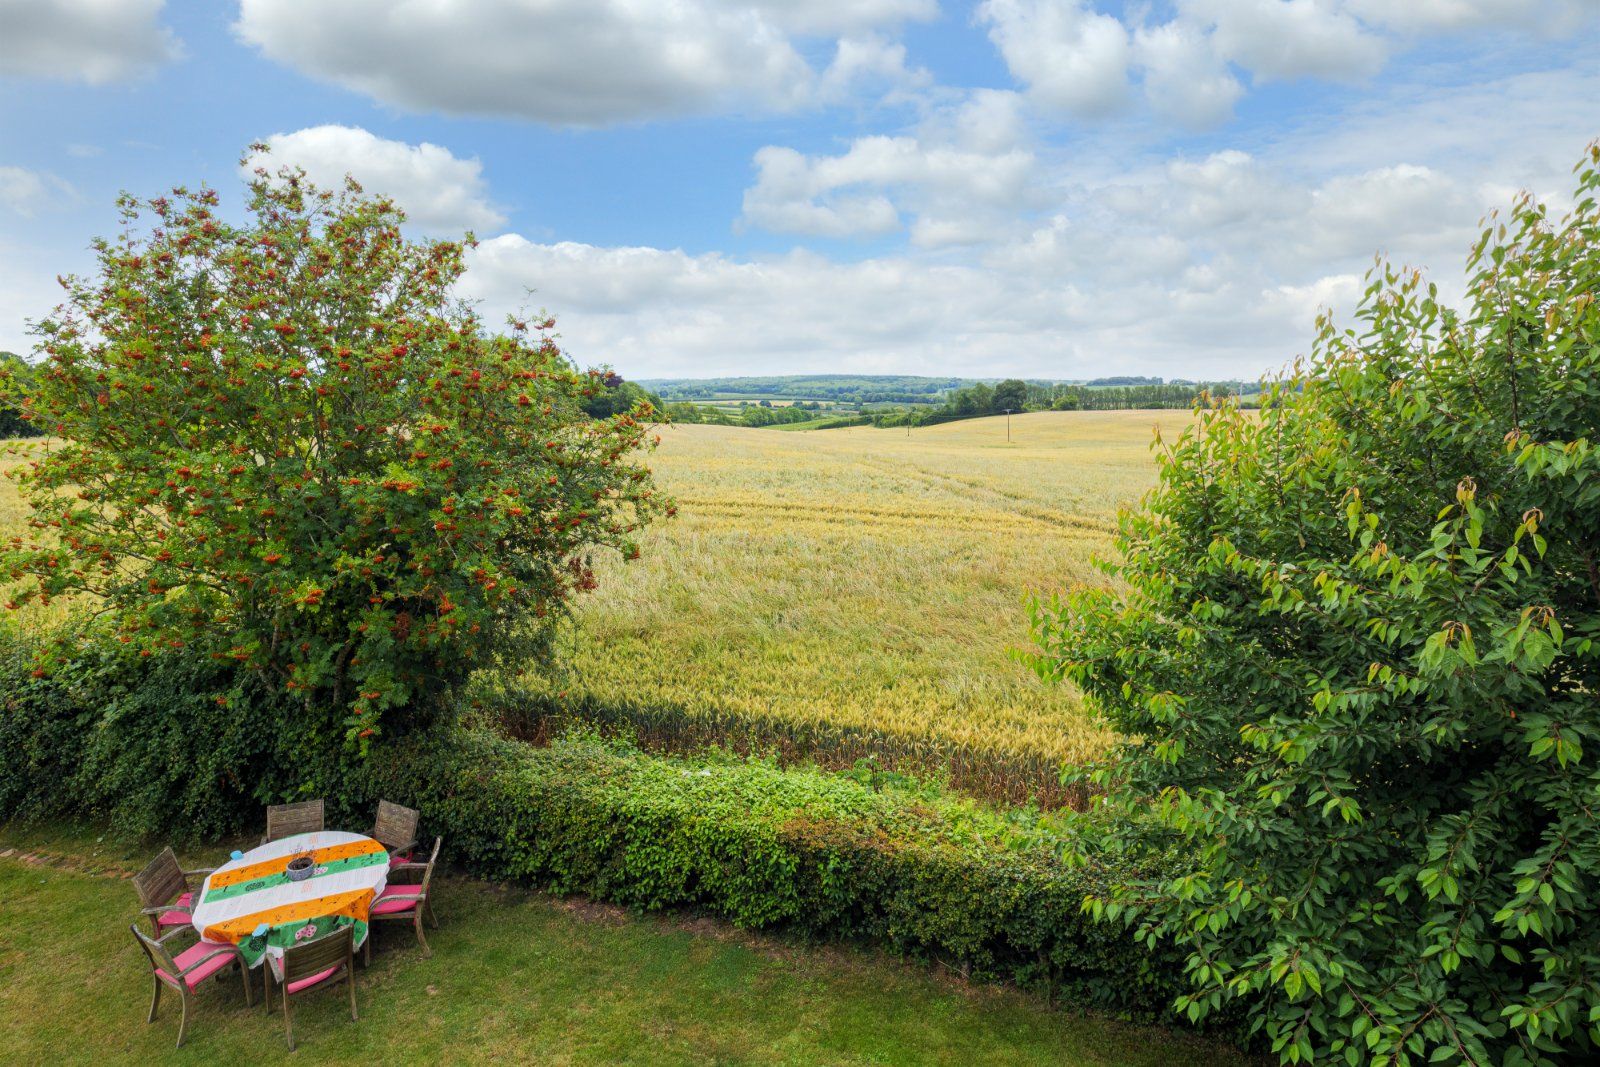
[130,923,180,977]
[265,799,325,842]
[281,925,353,982]
[133,847,187,908]
[372,800,419,853]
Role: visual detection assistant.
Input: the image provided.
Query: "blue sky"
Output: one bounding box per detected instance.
[2,1,1598,380]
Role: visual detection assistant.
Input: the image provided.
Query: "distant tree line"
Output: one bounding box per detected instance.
[646,375,970,406]
[664,400,824,427]
[867,377,1261,427]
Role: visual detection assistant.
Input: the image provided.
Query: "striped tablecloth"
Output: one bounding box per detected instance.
[190,831,388,977]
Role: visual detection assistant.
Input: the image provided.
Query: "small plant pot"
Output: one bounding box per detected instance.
[285,856,315,882]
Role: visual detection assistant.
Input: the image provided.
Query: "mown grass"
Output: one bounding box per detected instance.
[508,411,1188,799]
[0,827,1248,1065]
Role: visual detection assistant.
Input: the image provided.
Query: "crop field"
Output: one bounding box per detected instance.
[506,410,1191,804]
[0,411,1187,804]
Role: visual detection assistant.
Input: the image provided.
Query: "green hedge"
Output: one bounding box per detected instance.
[0,628,1194,1022]
[345,729,1191,1018]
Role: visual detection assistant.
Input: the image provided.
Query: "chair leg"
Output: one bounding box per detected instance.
[364,932,372,967]
[175,990,191,1050]
[283,988,295,1051]
[414,911,432,958]
[240,958,254,1007]
[147,976,162,1023]
[348,966,359,1021]
[426,897,439,929]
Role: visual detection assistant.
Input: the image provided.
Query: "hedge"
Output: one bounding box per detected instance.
[0,630,1195,1022]
[344,729,1193,1017]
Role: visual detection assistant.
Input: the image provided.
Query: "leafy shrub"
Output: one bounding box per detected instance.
[0,624,306,838]
[0,627,1194,1023]
[0,153,663,748]
[0,353,42,438]
[1023,145,1600,1063]
[346,726,1195,1019]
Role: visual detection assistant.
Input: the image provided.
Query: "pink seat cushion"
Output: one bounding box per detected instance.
[388,853,412,868]
[155,889,196,927]
[156,941,236,990]
[285,965,339,995]
[371,892,421,916]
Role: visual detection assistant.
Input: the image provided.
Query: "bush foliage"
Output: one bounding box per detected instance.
[352,728,1192,1017]
[0,624,1192,1022]
[0,156,663,746]
[1025,146,1600,1063]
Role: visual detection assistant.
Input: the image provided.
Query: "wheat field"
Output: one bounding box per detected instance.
[510,410,1190,794]
[1,412,1186,801]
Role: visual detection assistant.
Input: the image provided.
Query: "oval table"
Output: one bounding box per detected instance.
[189,830,388,979]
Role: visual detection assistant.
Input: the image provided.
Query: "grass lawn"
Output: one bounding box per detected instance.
[0,828,1247,1065]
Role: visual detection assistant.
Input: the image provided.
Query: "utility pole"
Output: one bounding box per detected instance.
[1004,408,1012,442]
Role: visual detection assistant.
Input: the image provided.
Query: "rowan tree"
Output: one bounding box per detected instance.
[1,152,667,746]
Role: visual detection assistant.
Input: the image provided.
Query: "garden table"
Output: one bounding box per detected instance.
[188,831,388,979]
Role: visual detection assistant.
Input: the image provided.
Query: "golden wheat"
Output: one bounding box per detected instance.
[0,411,1185,799]
[513,410,1189,777]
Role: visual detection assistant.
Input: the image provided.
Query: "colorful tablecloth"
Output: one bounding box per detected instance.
[189,831,388,977]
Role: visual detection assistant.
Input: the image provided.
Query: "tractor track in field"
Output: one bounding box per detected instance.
[669,493,1112,536]
[847,453,1119,535]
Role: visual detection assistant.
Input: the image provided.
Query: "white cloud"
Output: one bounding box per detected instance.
[0,166,75,218]
[1302,164,1479,263]
[1344,0,1590,33]
[461,231,1330,379]
[983,0,1598,128]
[818,35,932,103]
[379,57,1596,380]
[741,132,1039,246]
[1133,21,1244,129]
[979,0,1133,117]
[0,0,181,84]
[235,0,935,125]
[746,0,939,35]
[244,127,505,237]
[940,90,1032,156]
[1185,0,1388,82]
[741,147,903,238]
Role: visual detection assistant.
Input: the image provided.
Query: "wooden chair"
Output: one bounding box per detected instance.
[263,798,324,844]
[130,923,253,1049]
[372,799,420,866]
[132,847,214,936]
[267,924,358,1050]
[365,836,441,963]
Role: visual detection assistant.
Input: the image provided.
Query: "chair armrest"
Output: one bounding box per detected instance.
[155,925,197,946]
[183,867,216,878]
[389,861,427,873]
[141,905,191,917]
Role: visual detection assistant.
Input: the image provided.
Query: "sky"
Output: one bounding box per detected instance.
[1,1,1597,382]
